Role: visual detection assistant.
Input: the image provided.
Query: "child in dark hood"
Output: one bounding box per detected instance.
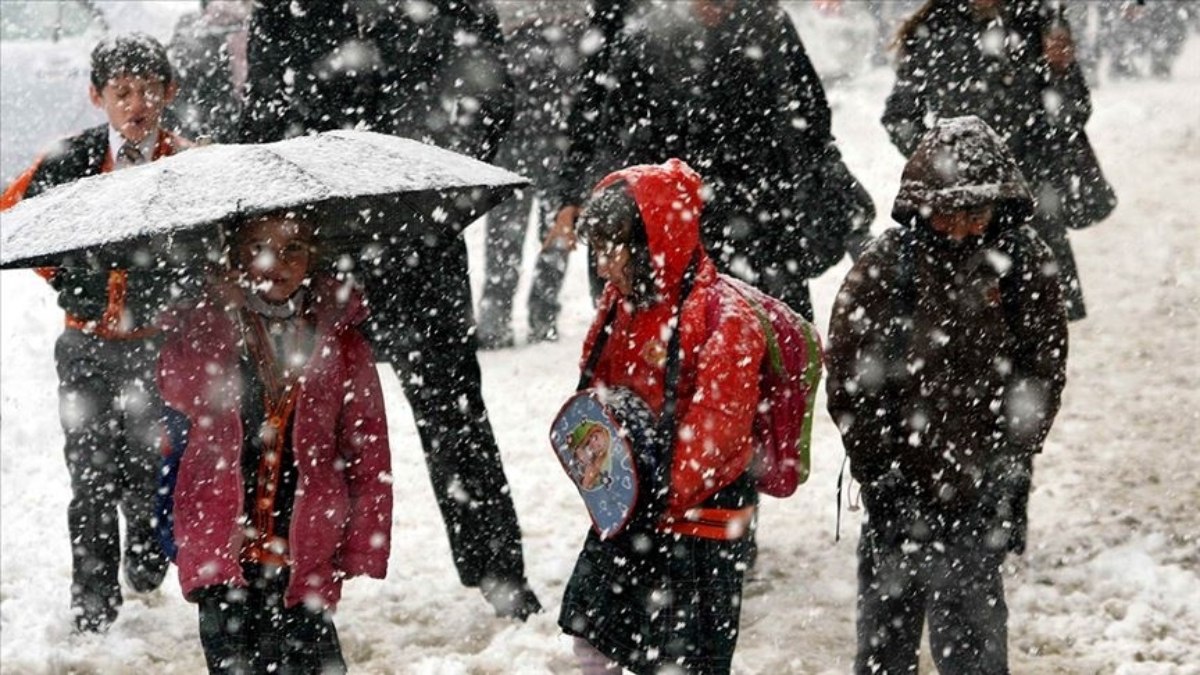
[884,0,1106,321]
[826,116,1068,674]
[560,159,765,675]
[157,210,393,674]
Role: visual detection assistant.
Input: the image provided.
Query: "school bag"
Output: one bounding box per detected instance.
[554,253,823,533]
[156,407,191,561]
[716,276,824,498]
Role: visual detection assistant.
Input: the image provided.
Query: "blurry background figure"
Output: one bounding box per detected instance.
[476,0,590,349]
[240,0,543,620]
[883,0,1112,321]
[1100,0,1192,80]
[166,0,251,143]
[551,0,872,321]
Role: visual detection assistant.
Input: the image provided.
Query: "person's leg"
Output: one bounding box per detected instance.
[689,537,752,675]
[196,585,252,675]
[115,339,169,592]
[56,331,124,631]
[478,188,533,349]
[926,547,1009,675]
[854,521,926,675]
[248,566,348,675]
[366,239,540,618]
[527,195,569,342]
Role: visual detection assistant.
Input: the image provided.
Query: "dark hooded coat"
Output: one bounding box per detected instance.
[556,0,872,319]
[826,117,1068,544]
[882,0,1105,320]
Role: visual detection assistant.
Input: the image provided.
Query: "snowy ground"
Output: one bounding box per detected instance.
[2,30,1198,675]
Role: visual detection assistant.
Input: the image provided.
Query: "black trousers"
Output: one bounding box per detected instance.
[479,185,568,339]
[196,565,345,675]
[855,519,1010,675]
[55,329,167,628]
[364,237,528,587]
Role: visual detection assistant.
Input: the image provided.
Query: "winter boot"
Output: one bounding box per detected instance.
[72,592,118,633]
[480,576,543,621]
[123,527,169,593]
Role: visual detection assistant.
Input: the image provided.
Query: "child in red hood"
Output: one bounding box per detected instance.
[559,159,766,675]
[156,210,393,674]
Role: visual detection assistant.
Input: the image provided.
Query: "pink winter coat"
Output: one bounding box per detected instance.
[157,275,393,610]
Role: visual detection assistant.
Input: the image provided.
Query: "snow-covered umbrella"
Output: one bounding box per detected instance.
[0,130,528,270]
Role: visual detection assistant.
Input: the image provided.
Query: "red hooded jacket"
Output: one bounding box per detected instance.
[581,159,766,526]
[157,275,393,610]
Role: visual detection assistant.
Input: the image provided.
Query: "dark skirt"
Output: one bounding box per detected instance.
[559,524,753,675]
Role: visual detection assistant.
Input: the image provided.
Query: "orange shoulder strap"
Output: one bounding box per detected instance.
[0,158,41,212]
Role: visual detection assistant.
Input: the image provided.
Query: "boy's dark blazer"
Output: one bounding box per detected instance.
[0,125,192,338]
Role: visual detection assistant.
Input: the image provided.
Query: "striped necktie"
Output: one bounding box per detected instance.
[119,142,144,166]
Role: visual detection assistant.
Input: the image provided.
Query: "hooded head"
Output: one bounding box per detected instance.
[892,116,1034,245]
[578,159,706,307]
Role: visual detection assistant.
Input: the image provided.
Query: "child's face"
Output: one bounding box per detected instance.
[234,216,315,305]
[88,74,177,145]
[931,205,993,241]
[595,241,633,297]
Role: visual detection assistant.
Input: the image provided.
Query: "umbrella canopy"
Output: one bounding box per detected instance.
[0,130,528,270]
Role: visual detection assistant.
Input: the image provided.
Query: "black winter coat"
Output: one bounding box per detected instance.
[557,0,871,319]
[17,126,190,329]
[490,3,589,184]
[240,0,514,163]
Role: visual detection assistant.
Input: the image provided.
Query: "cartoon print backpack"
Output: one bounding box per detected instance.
[549,387,663,539]
[718,276,824,498]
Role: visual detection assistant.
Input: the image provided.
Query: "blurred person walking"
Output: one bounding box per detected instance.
[476,0,590,348]
[0,35,190,632]
[166,0,252,143]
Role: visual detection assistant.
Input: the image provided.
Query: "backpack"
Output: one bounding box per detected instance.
[572,256,824,511]
[716,276,823,498]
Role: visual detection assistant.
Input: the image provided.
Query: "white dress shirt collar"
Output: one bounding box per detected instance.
[108,126,159,169]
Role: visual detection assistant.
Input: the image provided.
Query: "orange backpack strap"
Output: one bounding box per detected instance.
[1,159,58,282]
[0,159,40,211]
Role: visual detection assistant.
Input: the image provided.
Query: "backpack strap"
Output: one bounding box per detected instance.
[650,252,702,517]
[577,300,619,392]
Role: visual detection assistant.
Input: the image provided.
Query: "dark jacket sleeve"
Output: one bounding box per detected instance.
[999,228,1069,455]
[553,0,634,207]
[776,8,833,151]
[440,0,515,162]
[239,0,298,142]
[882,35,930,158]
[825,232,910,486]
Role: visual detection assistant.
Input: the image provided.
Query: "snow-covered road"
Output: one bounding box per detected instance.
[2,37,1196,675]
